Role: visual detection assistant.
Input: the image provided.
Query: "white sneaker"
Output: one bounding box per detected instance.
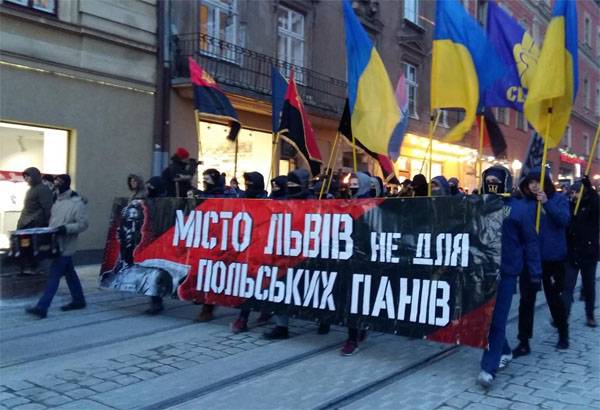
[498,353,513,369]
[477,370,494,388]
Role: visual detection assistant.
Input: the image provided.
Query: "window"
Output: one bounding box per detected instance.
[403,63,419,119]
[584,134,590,156]
[564,124,572,150]
[278,6,305,82]
[200,0,238,62]
[584,15,591,46]
[404,0,418,24]
[439,109,449,128]
[496,107,509,126]
[516,111,527,130]
[583,76,590,109]
[4,0,56,14]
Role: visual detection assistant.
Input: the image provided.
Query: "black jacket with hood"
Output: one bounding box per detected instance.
[567,180,599,263]
[17,167,54,229]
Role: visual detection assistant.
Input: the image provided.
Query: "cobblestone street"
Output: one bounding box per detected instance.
[1,265,598,410]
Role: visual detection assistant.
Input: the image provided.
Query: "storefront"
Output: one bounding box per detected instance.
[0,121,69,248]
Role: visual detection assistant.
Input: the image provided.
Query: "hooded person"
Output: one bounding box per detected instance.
[431,176,450,196]
[242,172,267,199]
[348,172,372,199]
[127,174,147,200]
[26,174,89,319]
[269,175,288,199]
[563,177,598,328]
[17,167,54,230]
[398,179,413,197]
[477,165,542,388]
[448,177,464,197]
[161,147,192,197]
[512,166,571,359]
[286,168,312,199]
[411,174,428,197]
[369,176,385,198]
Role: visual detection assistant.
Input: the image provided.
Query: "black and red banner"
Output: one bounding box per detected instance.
[100,196,503,348]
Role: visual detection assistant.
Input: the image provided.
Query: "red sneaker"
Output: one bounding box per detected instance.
[231,319,248,334]
[341,340,359,356]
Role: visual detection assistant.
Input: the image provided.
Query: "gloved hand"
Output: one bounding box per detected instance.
[530,279,541,292]
[56,225,67,235]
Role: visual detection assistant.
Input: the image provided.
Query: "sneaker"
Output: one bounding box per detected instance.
[498,353,513,369]
[255,312,272,325]
[512,342,530,358]
[317,323,330,335]
[196,304,215,322]
[231,319,248,334]
[556,338,569,350]
[477,370,494,388]
[145,304,164,315]
[60,302,86,311]
[25,306,47,319]
[341,340,359,356]
[263,326,289,340]
[586,318,597,328]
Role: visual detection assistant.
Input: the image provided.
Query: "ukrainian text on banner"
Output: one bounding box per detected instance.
[100,196,503,348]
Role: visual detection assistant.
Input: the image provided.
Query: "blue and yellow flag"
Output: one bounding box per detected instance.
[343,0,405,160]
[484,1,539,112]
[431,0,505,142]
[524,0,578,148]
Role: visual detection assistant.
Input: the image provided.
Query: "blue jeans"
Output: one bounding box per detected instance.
[37,256,85,311]
[481,275,516,376]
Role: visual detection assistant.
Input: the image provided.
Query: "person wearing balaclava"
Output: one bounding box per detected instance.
[563,176,598,328]
[512,166,571,360]
[430,176,450,196]
[161,147,192,197]
[477,165,541,388]
[411,174,428,197]
[369,176,385,198]
[25,174,89,319]
[269,175,288,199]
[448,177,464,197]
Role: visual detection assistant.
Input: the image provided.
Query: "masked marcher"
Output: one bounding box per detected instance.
[563,177,598,327]
[25,174,89,318]
[477,165,541,387]
[513,166,571,357]
[411,174,428,197]
[448,177,464,197]
[161,147,192,197]
[369,176,384,198]
[398,179,413,197]
[431,176,450,196]
[269,175,288,199]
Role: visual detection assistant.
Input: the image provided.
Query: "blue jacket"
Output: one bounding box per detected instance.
[538,193,570,261]
[501,197,541,280]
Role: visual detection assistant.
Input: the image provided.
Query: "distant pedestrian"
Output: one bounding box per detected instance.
[25,174,89,319]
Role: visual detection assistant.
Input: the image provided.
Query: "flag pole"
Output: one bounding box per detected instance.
[351,130,358,172]
[194,110,204,160]
[574,122,600,215]
[268,132,280,184]
[320,131,339,199]
[535,107,552,233]
[234,135,239,179]
[427,110,442,196]
[478,114,485,190]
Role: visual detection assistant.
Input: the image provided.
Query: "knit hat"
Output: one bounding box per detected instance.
[175,147,190,160]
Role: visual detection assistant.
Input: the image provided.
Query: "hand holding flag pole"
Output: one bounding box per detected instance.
[574,122,600,216]
[319,132,340,200]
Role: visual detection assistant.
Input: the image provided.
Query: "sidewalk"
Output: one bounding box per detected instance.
[0,264,598,410]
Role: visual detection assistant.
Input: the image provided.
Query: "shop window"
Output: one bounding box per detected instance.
[0,121,68,249]
[404,0,418,24]
[278,6,305,83]
[4,0,56,14]
[403,63,419,119]
[200,0,238,62]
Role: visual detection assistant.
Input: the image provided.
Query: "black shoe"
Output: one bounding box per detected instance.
[512,342,530,358]
[145,304,164,315]
[263,326,289,340]
[25,306,47,319]
[60,302,86,311]
[556,338,569,350]
[317,323,330,335]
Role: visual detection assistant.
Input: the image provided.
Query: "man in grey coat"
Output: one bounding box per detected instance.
[26,174,89,319]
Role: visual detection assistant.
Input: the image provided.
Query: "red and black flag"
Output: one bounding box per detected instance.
[339,100,400,185]
[189,57,241,141]
[277,70,322,176]
[477,108,507,158]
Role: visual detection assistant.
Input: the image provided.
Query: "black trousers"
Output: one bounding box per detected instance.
[518,261,569,342]
[564,259,597,319]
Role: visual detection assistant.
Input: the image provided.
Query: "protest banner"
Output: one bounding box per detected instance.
[100,196,503,348]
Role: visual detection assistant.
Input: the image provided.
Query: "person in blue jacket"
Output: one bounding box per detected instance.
[513,166,571,357]
[477,165,542,388]
[431,175,450,196]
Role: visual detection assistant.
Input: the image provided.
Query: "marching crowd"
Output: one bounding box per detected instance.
[18,146,598,389]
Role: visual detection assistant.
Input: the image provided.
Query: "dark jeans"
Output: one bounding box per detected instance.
[37,256,85,311]
[481,275,516,376]
[518,261,569,342]
[564,259,597,319]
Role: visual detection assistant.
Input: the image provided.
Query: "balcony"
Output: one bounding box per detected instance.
[171,33,347,117]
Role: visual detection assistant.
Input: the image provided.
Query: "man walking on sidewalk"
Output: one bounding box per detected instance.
[26,174,89,319]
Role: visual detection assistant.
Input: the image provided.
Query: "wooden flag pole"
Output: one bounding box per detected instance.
[233,135,239,179]
[427,110,442,196]
[535,107,552,233]
[478,114,485,190]
[194,110,204,160]
[268,132,280,184]
[320,131,339,199]
[574,122,600,215]
[351,131,358,172]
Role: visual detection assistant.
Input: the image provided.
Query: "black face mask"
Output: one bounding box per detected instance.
[54,180,69,194]
[350,188,359,197]
[369,188,377,198]
[450,185,459,195]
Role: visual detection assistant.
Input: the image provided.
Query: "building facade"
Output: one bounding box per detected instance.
[0,0,158,251]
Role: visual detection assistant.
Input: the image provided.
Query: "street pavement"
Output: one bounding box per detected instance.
[0,264,598,410]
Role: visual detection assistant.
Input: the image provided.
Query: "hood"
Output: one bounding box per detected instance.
[287,169,310,199]
[146,176,166,198]
[270,175,288,199]
[23,167,42,186]
[411,174,428,197]
[519,166,555,197]
[350,172,372,198]
[127,174,147,198]
[369,176,384,198]
[482,165,513,195]
[431,176,450,196]
[243,171,266,198]
[203,168,225,194]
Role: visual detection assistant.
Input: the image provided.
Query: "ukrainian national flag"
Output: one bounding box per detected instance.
[431,0,505,142]
[343,0,405,161]
[189,57,241,141]
[278,70,323,176]
[524,0,578,148]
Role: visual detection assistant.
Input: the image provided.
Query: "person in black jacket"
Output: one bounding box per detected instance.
[161,147,192,197]
[564,176,598,327]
